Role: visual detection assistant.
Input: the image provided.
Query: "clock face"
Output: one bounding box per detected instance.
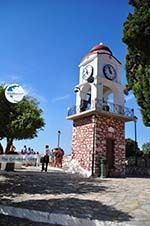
[82,65,93,80]
[103,64,117,80]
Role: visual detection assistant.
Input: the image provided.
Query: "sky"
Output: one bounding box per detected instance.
[0,0,149,154]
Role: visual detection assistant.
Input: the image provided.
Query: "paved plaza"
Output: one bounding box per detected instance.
[0,167,150,226]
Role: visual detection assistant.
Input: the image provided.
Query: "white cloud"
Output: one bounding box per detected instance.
[10,74,22,81]
[51,94,70,103]
[22,84,48,104]
[0,73,23,83]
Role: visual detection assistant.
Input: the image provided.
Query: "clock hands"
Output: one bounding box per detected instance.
[108,66,112,74]
[82,65,93,80]
[103,64,117,80]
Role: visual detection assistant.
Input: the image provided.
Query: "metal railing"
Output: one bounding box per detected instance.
[67,99,134,118]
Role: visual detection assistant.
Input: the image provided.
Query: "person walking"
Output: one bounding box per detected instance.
[52,148,64,168]
[41,145,50,172]
[36,152,41,167]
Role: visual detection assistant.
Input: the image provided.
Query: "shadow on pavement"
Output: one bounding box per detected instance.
[0,171,132,223]
[1,198,132,222]
[0,171,108,196]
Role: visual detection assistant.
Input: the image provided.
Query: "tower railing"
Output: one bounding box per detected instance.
[67,99,134,118]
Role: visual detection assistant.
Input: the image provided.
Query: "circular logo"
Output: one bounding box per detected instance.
[5,84,25,103]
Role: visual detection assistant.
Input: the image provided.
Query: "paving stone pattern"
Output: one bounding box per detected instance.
[0,168,150,225]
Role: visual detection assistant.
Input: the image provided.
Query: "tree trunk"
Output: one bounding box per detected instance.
[0,142,4,169]
[5,138,15,171]
[5,138,13,153]
[0,142,3,154]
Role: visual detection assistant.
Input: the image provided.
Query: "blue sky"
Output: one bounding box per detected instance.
[0,0,149,154]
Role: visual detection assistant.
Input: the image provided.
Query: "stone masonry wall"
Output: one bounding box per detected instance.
[95,114,125,177]
[72,113,126,177]
[72,116,94,173]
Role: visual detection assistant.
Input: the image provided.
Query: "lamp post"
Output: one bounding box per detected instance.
[134,116,138,166]
[57,130,61,148]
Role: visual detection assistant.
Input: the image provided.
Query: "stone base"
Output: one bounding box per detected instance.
[71,113,126,178]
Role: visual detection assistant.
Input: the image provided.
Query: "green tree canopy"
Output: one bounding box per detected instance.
[125,138,139,158]
[122,0,150,126]
[142,142,150,153]
[0,85,45,153]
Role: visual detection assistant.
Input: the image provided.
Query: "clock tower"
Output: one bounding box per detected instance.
[67,43,134,177]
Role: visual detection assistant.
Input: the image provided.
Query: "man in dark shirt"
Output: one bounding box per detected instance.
[41,146,50,172]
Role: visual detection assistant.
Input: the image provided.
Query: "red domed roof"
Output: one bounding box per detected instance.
[89,43,112,55]
[80,43,115,63]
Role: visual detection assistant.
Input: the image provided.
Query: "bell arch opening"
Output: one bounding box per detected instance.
[102,84,124,114]
[79,83,91,112]
[102,86,114,111]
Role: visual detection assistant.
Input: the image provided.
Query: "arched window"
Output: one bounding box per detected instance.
[79,84,91,112]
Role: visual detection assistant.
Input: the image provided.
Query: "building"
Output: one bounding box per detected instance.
[67,43,134,177]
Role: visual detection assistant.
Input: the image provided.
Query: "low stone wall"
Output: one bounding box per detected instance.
[125,156,150,177]
[126,166,150,177]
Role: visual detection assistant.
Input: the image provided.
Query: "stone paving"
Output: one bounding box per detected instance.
[0,167,150,225]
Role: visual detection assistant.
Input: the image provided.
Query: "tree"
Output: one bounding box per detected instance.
[125,138,138,158]
[122,0,150,126]
[0,85,45,153]
[142,142,150,153]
